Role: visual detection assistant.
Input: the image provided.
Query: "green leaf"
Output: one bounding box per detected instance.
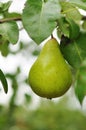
[66,18,80,39]
[75,60,86,104]
[25,94,32,103]
[2,1,12,11]
[0,21,19,44]
[32,50,40,56]
[0,1,12,13]
[69,0,86,10]
[58,17,80,39]
[22,0,61,44]
[61,1,82,22]
[0,69,8,93]
[60,32,86,69]
[57,17,69,37]
[0,35,9,56]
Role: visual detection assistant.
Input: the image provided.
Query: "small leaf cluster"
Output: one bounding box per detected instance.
[0,0,86,104]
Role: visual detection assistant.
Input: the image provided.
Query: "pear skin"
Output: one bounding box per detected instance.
[28,38,72,99]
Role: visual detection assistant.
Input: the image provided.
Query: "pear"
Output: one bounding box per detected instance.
[28,38,72,99]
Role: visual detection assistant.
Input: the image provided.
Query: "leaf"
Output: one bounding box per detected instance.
[0,1,12,13]
[61,1,82,22]
[0,35,9,56]
[0,41,9,56]
[0,21,19,44]
[2,1,12,11]
[0,69,8,93]
[66,18,80,39]
[57,17,69,37]
[58,17,80,39]
[22,0,61,44]
[25,94,32,103]
[75,60,86,104]
[32,50,40,56]
[69,0,86,10]
[60,32,86,69]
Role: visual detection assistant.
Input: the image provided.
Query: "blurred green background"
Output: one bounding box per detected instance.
[0,92,86,130]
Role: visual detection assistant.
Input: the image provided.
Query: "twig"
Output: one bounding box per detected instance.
[0,17,22,23]
[82,16,86,20]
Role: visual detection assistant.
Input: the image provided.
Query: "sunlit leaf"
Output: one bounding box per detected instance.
[69,0,86,10]
[61,1,82,22]
[22,0,61,44]
[0,69,8,93]
[0,1,12,13]
[0,21,19,44]
[3,1,12,11]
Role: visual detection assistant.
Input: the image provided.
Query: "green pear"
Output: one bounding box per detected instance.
[28,38,72,99]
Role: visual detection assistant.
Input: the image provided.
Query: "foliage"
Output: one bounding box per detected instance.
[0,0,86,104]
[0,97,86,130]
[27,101,86,130]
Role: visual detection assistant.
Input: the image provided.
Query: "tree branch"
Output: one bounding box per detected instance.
[82,16,86,20]
[0,17,22,23]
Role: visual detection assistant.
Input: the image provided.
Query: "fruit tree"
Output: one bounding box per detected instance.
[0,0,86,105]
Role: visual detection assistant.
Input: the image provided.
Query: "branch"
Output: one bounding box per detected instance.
[82,16,86,20]
[0,17,22,23]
